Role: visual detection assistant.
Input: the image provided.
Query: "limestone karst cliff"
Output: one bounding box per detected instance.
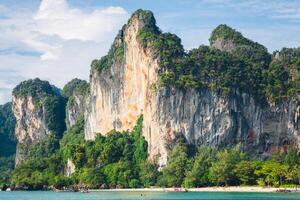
[85,10,300,167]
[3,8,300,190]
[12,78,66,165]
[85,9,168,165]
[62,79,89,128]
[7,9,300,169]
[61,79,89,177]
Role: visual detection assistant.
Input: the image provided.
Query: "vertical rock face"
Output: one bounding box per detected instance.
[85,10,167,164]
[62,79,89,128]
[85,10,300,167]
[12,78,66,165]
[211,38,235,52]
[13,95,50,165]
[155,89,299,158]
[66,94,84,128]
[64,159,75,177]
[85,10,160,138]
[13,96,50,144]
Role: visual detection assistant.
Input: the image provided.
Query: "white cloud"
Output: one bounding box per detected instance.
[0,0,128,104]
[23,37,63,60]
[33,0,127,42]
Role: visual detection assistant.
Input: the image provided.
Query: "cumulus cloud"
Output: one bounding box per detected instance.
[29,0,128,60]
[0,0,128,104]
[33,0,127,42]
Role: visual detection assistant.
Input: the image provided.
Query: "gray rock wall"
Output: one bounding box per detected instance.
[12,96,51,165]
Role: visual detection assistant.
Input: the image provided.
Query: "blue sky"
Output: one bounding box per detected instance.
[0,0,300,104]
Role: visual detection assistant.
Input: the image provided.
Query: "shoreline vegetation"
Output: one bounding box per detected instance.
[5,118,300,192]
[2,186,300,193]
[90,186,300,193]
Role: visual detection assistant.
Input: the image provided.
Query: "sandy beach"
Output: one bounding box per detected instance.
[188,186,296,193]
[89,186,300,193]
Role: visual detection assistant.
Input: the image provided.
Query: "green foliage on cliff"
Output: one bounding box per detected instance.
[89,9,300,101]
[11,154,65,190]
[134,16,273,101]
[13,78,66,137]
[28,134,60,159]
[130,9,159,34]
[60,115,85,154]
[11,116,159,189]
[0,156,15,188]
[0,102,16,157]
[0,103,16,188]
[133,13,299,102]
[13,78,57,98]
[68,116,157,189]
[209,24,267,52]
[265,48,300,100]
[89,10,299,102]
[92,41,125,73]
[10,117,84,190]
[44,96,66,138]
[62,79,89,98]
[274,47,300,64]
[135,10,185,70]
[92,39,125,73]
[158,45,269,100]
[62,79,89,113]
[92,10,160,73]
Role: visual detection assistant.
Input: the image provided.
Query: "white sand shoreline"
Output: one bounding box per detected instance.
[89,186,300,193]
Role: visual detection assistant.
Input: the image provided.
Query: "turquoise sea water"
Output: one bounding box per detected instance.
[1,191,300,200]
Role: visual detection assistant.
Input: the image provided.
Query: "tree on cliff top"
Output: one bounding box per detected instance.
[62,78,89,98]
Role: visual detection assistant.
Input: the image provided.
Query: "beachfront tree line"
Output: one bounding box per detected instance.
[6,116,300,190]
[161,141,300,188]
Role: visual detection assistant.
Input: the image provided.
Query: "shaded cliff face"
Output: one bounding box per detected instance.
[66,95,83,128]
[12,78,66,165]
[85,10,300,166]
[0,102,16,157]
[156,89,299,157]
[62,79,89,128]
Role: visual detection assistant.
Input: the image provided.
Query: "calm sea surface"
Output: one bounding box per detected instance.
[1,191,300,200]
